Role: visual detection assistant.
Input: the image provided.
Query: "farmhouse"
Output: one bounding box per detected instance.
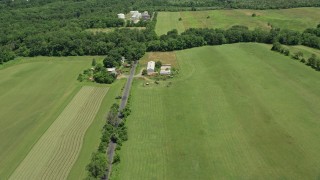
[107,67,117,74]
[142,11,150,20]
[147,61,155,75]
[117,13,125,19]
[160,64,171,75]
[130,11,142,23]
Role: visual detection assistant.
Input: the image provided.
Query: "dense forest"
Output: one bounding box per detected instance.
[1,0,320,64]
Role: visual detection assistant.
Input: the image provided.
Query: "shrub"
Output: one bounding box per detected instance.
[142,69,147,75]
[271,42,282,52]
[113,152,120,164]
[282,49,290,56]
[92,58,97,66]
[86,152,107,179]
[77,74,83,82]
[155,61,162,69]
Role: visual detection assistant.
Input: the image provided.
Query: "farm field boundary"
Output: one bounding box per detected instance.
[9,86,108,180]
[155,8,320,35]
[115,43,320,179]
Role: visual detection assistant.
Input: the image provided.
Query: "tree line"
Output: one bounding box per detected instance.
[146,24,320,52]
[0,0,156,64]
[86,97,132,179]
[1,0,320,65]
[271,42,320,71]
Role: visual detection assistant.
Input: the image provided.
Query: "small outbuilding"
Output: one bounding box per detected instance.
[130,10,141,23]
[117,13,125,19]
[160,64,171,75]
[142,11,150,20]
[107,67,117,74]
[130,11,139,15]
[147,61,155,75]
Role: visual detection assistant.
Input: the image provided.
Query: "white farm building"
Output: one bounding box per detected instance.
[130,11,142,23]
[160,65,171,75]
[147,61,155,75]
[117,13,125,19]
[107,67,117,74]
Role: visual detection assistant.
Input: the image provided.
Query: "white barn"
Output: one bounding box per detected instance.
[107,67,117,74]
[117,13,125,19]
[147,61,155,75]
[160,65,171,75]
[130,10,142,23]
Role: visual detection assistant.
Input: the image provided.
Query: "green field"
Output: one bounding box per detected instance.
[0,56,123,179]
[156,7,320,35]
[286,45,320,58]
[9,86,108,180]
[115,43,320,179]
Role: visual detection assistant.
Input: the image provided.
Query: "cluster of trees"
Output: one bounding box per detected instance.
[86,103,119,179]
[81,18,125,29]
[146,24,320,52]
[1,27,152,59]
[271,42,320,71]
[147,26,274,51]
[0,0,156,63]
[277,27,320,49]
[2,0,319,65]
[103,41,146,68]
[271,42,290,56]
[306,54,320,70]
[78,60,116,84]
[304,24,320,37]
[86,96,132,179]
[78,15,158,84]
[0,48,16,64]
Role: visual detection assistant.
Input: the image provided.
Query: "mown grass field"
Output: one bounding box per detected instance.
[0,56,123,179]
[115,43,320,179]
[155,7,320,35]
[67,79,125,180]
[286,45,320,58]
[9,86,108,179]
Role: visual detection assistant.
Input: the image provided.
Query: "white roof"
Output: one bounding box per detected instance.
[107,68,116,72]
[161,65,171,70]
[160,65,171,75]
[147,61,155,70]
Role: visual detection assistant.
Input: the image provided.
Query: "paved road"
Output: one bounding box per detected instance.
[103,61,137,180]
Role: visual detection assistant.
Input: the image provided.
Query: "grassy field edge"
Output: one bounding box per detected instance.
[67,79,126,180]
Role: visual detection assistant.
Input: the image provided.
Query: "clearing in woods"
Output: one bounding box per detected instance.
[9,86,108,180]
[114,43,320,179]
[155,7,320,35]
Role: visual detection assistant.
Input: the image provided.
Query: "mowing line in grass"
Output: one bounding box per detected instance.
[9,86,108,180]
[116,43,320,179]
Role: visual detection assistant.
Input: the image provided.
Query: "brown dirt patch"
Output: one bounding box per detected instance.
[148,52,179,67]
